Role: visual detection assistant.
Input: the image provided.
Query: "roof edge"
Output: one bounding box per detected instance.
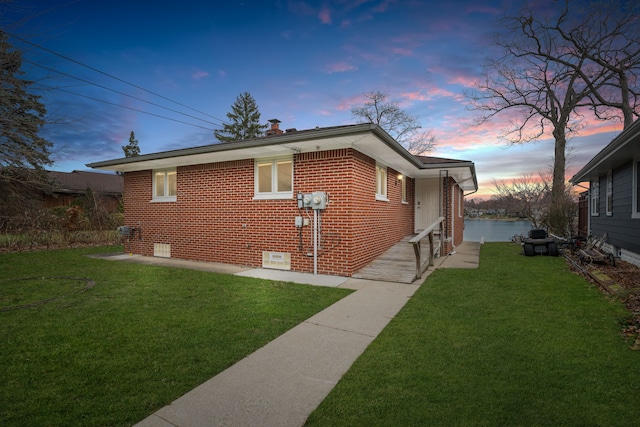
[570,118,640,184]
[87,124,388,169]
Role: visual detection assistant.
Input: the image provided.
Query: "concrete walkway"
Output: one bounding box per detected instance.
[95,242,481,426]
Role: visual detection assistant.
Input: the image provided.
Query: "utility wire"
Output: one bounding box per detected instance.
[4,30,229,125]
[23,58,225,127]
[40,83,217,131]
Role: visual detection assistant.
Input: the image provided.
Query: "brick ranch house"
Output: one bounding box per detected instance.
[88,123,477,277]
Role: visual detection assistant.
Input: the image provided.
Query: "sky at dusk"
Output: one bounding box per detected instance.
[2,0,629,199]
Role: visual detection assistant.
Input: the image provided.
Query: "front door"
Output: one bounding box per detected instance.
[414,178,441,232]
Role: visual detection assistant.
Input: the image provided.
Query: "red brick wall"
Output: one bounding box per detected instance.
[438,177,466,255]
[453,184,464,247]
[122,148,414,276]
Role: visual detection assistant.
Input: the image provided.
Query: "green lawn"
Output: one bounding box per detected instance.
[0,246,352,426]
[307,243,640,426]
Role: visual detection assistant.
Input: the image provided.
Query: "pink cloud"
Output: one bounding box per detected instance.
[318,7,332,24]
[358,51,388,66]
[326,62,357,74]
[191,69,209,80]
[372,0,395,13]
[392,47,413,56]
[447,75,478,88]
[335,93,365,111]
[400,83,456,102]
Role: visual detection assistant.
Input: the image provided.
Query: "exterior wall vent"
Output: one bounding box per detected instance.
[262,251,291,270]
[154,243,171,258]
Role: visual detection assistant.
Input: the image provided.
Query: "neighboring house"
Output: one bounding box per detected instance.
[45,170,123,212]
[570,118,640,267]
[88,122,477,277]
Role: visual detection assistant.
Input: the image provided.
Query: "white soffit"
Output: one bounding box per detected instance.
[87,124,476,191]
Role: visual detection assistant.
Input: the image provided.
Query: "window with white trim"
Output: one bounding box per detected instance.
[153,169,177,201]
[255,157,293,199]
[590,180,599,216]
[400,175,407,203]
[633,155,640,219]
[606,170,613,216]
[376,164,388,200]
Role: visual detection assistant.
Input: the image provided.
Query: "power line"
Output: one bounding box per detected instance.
[23,58,225,127]
[4,30,229,126]
[39,83,217,132]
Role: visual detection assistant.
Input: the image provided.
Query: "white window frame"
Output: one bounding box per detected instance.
[375,163,388,201]
[400,174,407,204]
[590,180,599,216]
[254,157,293,200]
[606,170,613,216]
[633,155,640,219]
[152,168,177,202]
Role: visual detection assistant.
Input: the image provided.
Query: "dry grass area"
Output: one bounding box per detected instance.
[565,253,640,349]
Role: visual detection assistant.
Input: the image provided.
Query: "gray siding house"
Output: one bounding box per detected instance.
[570,119,640,266]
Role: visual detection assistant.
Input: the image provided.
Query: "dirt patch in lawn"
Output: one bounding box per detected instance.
[564,253,640,349]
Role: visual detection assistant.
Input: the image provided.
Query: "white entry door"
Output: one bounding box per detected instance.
[415,178,441,232]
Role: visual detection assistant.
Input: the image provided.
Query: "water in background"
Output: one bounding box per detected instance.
[464,219,533,242]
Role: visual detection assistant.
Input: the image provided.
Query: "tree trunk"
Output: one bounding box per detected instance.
[552,126,567,204]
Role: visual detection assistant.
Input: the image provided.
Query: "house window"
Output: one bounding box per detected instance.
[633,156,640,219]
[376,164,388,201]
[400,175,407,203]
[153,169,177,201]
[590,180,599,216]
[255,157,293,199]
[606,170,613,216]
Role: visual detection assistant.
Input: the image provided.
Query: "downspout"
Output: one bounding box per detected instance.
[439,170,450,251]
[451,183,457,250]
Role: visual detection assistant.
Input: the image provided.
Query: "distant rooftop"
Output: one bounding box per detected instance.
[47,170,123,195]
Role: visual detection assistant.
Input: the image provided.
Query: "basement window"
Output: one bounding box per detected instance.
[153,169,177,202]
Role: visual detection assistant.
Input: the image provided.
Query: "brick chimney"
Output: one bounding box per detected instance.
[266,119,284,136]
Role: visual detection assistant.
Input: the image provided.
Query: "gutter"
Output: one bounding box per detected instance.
[87,123,412,169]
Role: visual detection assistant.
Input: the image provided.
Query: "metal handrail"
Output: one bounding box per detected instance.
[409,216,444,280]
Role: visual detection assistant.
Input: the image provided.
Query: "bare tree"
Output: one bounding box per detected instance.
[351,91,436,155]
[553,1,640,128]
[467,0,640,216]
[492,173,550,229]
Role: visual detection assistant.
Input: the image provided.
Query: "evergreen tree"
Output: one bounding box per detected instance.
[214,92,268,142]
[0,30,53,216]
[0,31,51,170]
[122,131,140,157]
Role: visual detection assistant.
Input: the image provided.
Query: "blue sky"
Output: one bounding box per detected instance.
[3,0,627,199]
